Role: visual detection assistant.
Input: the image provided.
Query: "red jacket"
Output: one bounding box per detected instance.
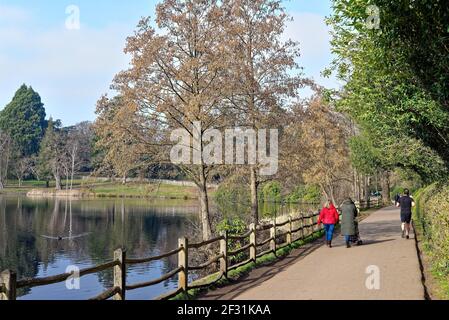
[318,203,340,225]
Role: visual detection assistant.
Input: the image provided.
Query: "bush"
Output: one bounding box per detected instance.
[285,184,321,203]
[303,185,321,203]
[216,218,248,264]
[390,185,405,198]
[285,185,305,203]
[214,183,250,207]
[261,181,282,203]
[414,183,449,298]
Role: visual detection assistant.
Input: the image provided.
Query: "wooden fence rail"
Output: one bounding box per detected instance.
[0,199,381,301]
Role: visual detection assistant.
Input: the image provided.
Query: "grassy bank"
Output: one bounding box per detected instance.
[87,182,201,200]
[0,179,211,200]
[414,183,449,299]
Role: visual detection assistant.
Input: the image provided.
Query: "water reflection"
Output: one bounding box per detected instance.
[0,196,200,300]
[0,195,318,300]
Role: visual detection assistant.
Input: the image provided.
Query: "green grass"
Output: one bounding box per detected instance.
[171,230,325,300]
[1,179,214,200]
[87,182,201,200]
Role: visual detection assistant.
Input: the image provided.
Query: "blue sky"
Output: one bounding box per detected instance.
[0,0,338,126]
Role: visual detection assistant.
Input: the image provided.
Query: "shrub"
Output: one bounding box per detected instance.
[216,218,248,264]
[214,183,250,207]
[414,183,449,297]
[262,181,282,203]
[303,185,321,203]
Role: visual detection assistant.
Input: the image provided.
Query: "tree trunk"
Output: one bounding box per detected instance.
[330,184,336,205]
[357,173,362,202]
[0,180,4,190]
[122,174,127,185]
[198,166,212,241]
[70,155,75,190]
[18,178,22,187]
[250,166,259,225]
[55,174,62,191]
[381,171,391,205]
[353,169,358,200]
[364,175,370,203]
[375,171,379,194]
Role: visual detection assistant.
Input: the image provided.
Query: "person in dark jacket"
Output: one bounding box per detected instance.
[396,189,415,239]
[340,198,358,248]
[394,193,401,206]
[317,201,340,248]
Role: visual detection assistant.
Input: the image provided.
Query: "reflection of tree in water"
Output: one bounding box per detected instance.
[0,197,41,296]
[0,196,200,295]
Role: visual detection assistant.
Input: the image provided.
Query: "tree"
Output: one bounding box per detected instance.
[65,122,93,189]
[0,84,47,157]
[282,94,353,205]
[326,0,449,182]
[95,97,147,185]
[0,131,12,189]
[221,0,302,223]
[111,0,232,240]
[11,156,33,187]
[38,119,65,190]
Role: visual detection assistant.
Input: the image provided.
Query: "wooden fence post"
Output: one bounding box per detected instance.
[113,248,126,300]
[287,216,292,245]
[300,213,305,240]
[0,270,16,300]
[178,237,188,292]
[249,223,256,262]
[270,220,276,253]
[220,232,228,278]
[309,214,313,236]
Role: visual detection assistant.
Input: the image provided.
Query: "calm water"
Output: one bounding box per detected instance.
[0,195,318,300]
[0,196,202,300]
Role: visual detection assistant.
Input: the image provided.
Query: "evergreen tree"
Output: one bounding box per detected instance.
[0,84,47,156]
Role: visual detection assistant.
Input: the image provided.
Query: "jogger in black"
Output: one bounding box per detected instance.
[396,189,415,239]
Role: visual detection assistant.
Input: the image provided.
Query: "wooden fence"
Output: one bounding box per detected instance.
[0,199,381,301]
[355,198,382,210]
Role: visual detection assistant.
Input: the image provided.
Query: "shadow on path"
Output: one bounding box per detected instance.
[199,239,324,300]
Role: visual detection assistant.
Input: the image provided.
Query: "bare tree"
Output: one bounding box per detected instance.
[11,157,33,187]
[65,122,93,189]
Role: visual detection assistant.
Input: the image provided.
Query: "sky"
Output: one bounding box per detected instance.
[0,0,338,126]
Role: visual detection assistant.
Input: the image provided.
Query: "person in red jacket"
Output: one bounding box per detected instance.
[317,201,340,248]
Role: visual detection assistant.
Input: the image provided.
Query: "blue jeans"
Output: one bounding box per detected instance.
[324,224,335,241]
[344,235,351,242]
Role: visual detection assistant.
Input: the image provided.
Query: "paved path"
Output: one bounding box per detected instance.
[201,206,425,300]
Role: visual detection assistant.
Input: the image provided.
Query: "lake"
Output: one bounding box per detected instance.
[0,195,318,300]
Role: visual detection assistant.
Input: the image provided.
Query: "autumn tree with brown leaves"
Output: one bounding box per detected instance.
[95,96,150,185]
[109,0,232,240]
[221,0,302,223]
[282,94,353,205]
